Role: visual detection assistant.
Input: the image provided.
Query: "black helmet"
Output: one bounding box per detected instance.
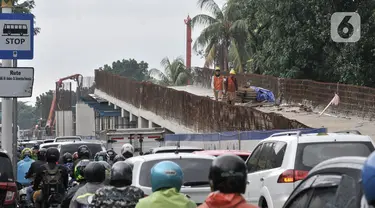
[33,144,40,150]
[209,154,247,194]
[37,148,47,161]
[46,147,60,163]
[113,155,126,164]
[84,161,106,183]
[77,145,91,159]
[110,161,132,186]
[107,149,117,161]
[63,152,73,164]
[94,151,109,162]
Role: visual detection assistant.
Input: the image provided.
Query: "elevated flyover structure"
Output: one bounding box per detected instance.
[93,70,308,134]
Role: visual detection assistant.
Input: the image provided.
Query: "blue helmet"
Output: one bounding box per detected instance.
[151,161,183,192]
[362,151,375,204]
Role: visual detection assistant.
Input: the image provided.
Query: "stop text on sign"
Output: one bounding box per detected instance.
[6,38,25,45]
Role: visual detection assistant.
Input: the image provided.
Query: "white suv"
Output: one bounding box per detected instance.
[244,130,375,208]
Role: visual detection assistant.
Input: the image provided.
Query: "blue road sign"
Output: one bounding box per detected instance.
[0,13,34,60]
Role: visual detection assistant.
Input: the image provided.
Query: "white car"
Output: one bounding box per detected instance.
[126,152,215,205]
[244,131,375,208]
[54,136,82,142]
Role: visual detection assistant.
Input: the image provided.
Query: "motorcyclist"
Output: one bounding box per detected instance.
[17,148,35,186]
[73,145,91,171]
[107,149,117,165]
[31,144,39,160]
[362,151,375,207]
[25,148,47,206]
[135,161,196,208]
[94,151,110,162]
[33,147,69,208]
[113,155,126,164]
[90,161,144,207]
[62,152,74,176]
[199,154,257,208]
[121,143,134,159]
[61,159,90,208]
[70,161,106,208]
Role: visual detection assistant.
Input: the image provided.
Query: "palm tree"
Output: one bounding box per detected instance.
[191,0,248,72]
[149,57,191,86]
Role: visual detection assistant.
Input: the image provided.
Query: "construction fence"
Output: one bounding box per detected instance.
[192,68,375,118]
[164,128,327,152]
[95,70,309,133]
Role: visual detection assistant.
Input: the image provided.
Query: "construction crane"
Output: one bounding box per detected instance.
[45,74,83,136]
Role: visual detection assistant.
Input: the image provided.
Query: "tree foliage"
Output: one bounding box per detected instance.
[195,0,375,87]
[149,57,191,86]
[11,0,40,35]
[99,58,150,81]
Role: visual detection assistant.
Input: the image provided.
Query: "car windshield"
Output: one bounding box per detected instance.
[155,149,202,153]
[296,142,374,171]
[55,137,81,142]
[40,143,59,149]
[59,143,104,159]
[139,158,213,187]
[0,154,13,181]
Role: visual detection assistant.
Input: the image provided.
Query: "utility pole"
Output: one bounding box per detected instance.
[1,0,14,163]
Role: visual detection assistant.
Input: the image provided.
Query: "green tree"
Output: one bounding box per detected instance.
[12,0,41,35]
[191,0,249,72]
[35,90,53,121]
[149,57,191,86]
[242,0,375,86]
[17,101,36,129]
[99,58,150,81]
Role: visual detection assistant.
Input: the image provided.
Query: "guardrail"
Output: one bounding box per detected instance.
[192,68,375,118]
[95,70,309,132]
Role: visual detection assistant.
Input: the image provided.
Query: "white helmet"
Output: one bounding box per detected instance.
[121,143,134,155]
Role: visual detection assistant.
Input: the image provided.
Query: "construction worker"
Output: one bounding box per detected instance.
[211,67,224,101]
[224,69,238,105]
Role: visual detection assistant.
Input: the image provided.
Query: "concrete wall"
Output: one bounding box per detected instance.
[76,103,95,136]
[55,111,73,136]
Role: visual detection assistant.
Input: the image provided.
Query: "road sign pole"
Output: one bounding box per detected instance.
[12,59,17,178]
[1,2,14,167]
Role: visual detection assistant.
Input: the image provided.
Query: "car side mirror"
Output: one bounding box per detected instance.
[16,181,22,190]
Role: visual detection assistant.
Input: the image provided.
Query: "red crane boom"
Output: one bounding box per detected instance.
[45,74,83,136]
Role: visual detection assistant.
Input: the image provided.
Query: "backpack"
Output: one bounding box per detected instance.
[42,164,63,196]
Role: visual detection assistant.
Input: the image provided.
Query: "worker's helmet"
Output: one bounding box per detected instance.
[151,161,183,192]
[215,67,220,71]
[229,69,236,75]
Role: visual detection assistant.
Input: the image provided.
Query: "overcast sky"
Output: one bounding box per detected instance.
[15,0,226,104]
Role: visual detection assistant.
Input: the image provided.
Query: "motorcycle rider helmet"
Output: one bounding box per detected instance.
[209,154,247,194]
[74,159,90,181]
[110,161,132,187]
[77,145,91,159]
[84,161,106,183]
[62,152,73,164]
[98,160,111,182]
[37,148,47,161]
[113,155,126,164]
[107,149,117,161]
[33,144,40,151]
[151,161,183,192]
[362,151,375,205]
[121,143,134,159]
[21,148,32,159]
[46,147,60,163]
[94,151,109,162]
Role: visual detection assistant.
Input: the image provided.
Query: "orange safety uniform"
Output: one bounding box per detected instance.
[213,75,224,90]
[226,76,238,92]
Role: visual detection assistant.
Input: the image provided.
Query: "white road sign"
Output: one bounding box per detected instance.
[0,67,34,97]
[0,19,31,51]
